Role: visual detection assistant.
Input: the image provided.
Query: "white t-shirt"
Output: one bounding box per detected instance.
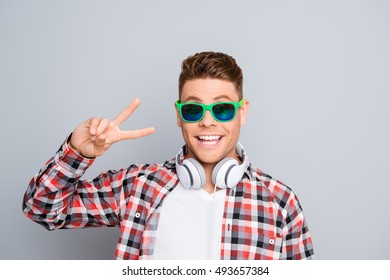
[151,183,226,260]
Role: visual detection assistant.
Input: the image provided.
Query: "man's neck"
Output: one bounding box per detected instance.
[201,163,219,194]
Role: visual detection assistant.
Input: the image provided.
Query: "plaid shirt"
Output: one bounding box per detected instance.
[23,137,314,260]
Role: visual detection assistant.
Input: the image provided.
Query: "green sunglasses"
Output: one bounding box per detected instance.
[176,100,244,122]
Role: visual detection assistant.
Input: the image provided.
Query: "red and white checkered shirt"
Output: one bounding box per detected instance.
[23,137,314,260]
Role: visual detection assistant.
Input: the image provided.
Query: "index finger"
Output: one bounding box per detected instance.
[112,98,141,126]
[119,127,156,141]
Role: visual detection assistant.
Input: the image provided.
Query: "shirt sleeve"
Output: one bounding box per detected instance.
[22,136,141,231]
[281,191,314,259]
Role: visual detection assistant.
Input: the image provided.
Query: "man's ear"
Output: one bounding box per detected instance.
[240,100,250,126]
[175,101,182,127]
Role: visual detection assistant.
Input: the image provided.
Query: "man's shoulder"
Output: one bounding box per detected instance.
[123,158,176,184]
[250,166,296,208]
[122,157,174,176]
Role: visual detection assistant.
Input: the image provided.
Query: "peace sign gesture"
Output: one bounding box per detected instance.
[70,98,155,158]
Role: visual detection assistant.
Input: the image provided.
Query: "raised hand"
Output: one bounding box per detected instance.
[69,98,155,158]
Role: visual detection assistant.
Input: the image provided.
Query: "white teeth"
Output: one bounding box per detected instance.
[198,135,221,141]
[202,140,218,146]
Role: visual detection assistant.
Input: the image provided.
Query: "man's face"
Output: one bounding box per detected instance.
[176,78,249,165]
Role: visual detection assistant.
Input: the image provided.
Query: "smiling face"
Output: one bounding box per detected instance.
[176,78,249,165]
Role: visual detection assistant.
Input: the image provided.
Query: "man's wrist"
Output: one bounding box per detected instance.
[67,134,95,159]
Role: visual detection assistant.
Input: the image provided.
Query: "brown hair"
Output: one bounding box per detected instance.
[178,51,243,100]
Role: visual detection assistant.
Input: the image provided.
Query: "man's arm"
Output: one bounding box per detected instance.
[281,191,314,259]
[22,99,155,230]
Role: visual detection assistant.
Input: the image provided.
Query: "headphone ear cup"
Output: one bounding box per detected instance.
[182,158,206,189]
[212,158,239,189]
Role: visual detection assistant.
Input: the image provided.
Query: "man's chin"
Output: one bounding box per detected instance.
[193,154,223,166]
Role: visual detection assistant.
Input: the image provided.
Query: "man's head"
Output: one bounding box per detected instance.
[178,52,243,100]
[176,51,249,166]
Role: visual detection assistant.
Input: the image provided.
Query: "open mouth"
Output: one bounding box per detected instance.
[196,135,222,146]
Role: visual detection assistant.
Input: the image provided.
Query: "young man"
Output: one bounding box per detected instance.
[23,52,314,260]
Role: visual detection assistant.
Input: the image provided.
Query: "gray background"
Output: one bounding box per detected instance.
[1,0,389,260]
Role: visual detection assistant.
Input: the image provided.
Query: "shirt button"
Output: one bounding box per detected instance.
[165,185,170,189]
[135,212,141,218]
[269,239,275,245]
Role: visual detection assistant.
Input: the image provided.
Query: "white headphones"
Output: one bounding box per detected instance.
[175,142,249,189]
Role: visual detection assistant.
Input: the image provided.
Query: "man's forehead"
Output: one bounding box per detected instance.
[180,79,239,102]
[182,94,235,103]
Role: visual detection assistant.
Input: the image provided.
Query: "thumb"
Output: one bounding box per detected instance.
[95,134,107,146]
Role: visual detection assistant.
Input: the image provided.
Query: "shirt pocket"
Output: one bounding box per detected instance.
[250,230,283,260]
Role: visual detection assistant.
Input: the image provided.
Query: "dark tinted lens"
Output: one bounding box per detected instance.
[181,104,203,121]
[212,103,235,121]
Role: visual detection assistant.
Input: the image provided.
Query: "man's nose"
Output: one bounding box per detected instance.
[199,109,216,127]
